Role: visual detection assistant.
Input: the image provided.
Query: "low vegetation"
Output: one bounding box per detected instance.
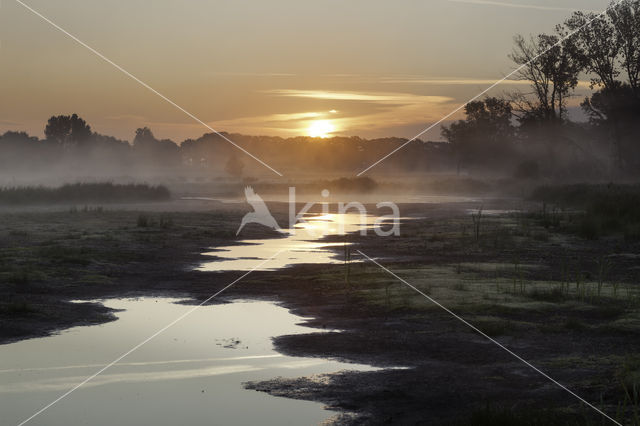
[0,183,170,205]
[2,192,639,423]
[531,183,640,240]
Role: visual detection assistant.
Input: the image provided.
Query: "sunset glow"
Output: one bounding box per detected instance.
[307,120,335,138]
[0,1,605,141]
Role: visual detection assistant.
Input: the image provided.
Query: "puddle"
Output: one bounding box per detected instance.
[0,298,376,426]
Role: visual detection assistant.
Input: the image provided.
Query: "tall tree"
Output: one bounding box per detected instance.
[567,1,640,172]
[509,33,582,122]
[562,11,620,90]
[611,0,640,96]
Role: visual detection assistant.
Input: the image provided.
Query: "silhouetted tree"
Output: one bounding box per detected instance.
[133,127,180,169]
[133,127,156,148]
[612,0,640,96]
[225,153,244,178]
[609,0,640,172]
[562,1,640,172]
[563,11,620,90]
[0,131,38,145]
[44,114,92,145]
[44,116,70,144]
[508,30,583,171]
[510,33,581,122]
[583,83,640,172]
[441,97,515,173]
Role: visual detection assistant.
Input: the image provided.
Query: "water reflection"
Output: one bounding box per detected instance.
[0,298,376,426]
[198,213,368,272]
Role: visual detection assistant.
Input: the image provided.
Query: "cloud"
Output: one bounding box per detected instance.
[99,79,595,140]
[210,72,297,77]
[444,0,599,13]
[265,89,452,105]
[225,111,323,124]
[203,111,329,136]
[103,114,147,121]
[132,81,592,139]
[256,89,458,135]
[185,90,457,136]
[0,120,22,126]
[380,77,530,86]
[381,76,595,89]
[331,100,457,135]
[264,89,458,135]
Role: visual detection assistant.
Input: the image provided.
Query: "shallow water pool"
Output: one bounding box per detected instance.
[0,298,376,426]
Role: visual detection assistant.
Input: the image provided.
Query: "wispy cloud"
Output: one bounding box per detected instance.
[0,120,22,127]
[264,89,459,135]
[98,81,594,139]
[210,72,296,77]
[223,111,323,124]
[265,89,453,105]
[380,77,530,86]
[103,114,147,121]
[190,90,458,136]
[444,0,598,13]
[381,76,595,89]
[207,111,334,136]
[331,100,458,134]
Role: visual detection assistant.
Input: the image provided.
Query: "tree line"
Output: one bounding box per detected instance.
[442,0,640,177]
[0,115,454,181]
[1,0,639,181]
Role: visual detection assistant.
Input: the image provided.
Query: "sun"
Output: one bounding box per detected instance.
[307,120,335,138]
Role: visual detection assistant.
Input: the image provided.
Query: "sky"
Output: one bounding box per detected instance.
[0,0,610,142]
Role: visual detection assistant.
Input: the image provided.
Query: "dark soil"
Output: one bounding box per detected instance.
[2,199,639,425]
